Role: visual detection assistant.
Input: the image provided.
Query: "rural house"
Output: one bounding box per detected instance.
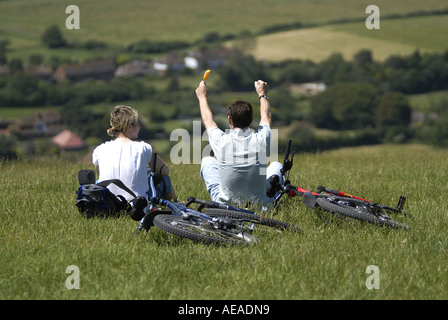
[14,111,64,140]
[115,60,154,77]
[51,129,87,151]
[152,53,185,75]
[54,58,115,82]
[0,64,9,77]
[25,65,53,81]
[184,47,233,71]
[0,119,11,135]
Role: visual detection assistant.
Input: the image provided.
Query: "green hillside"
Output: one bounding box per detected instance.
[1,0,448,61]
[254,15,448,62]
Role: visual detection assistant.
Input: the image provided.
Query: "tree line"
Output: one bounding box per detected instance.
[1,23,448,158]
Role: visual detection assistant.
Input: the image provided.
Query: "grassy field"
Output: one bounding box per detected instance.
[409,90,448,113]
[253,14,448,62]
[1,144,447,300]
[1,0,448,302]
[1,0,448,62]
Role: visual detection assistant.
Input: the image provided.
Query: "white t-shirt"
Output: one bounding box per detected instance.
[92,140,152,201]
[208,125,270,204]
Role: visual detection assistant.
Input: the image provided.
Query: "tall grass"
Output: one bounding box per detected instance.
[1,144,447,300]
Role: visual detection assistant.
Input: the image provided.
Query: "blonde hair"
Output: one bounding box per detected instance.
[107,105,139,137]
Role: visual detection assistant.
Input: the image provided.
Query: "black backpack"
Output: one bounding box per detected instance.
[75,170,147,218]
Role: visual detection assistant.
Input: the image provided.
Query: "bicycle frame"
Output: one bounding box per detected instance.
[137,166,217,233]
[184,197,257,214]
[136,153,261,234]
[268,140,407,215]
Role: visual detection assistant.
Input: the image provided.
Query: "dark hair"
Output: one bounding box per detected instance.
[227,100,253,128]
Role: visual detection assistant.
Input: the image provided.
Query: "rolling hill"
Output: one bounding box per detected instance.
[1,0,447,62]
[253,15,448,62]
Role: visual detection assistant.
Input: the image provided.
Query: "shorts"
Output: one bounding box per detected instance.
[200,157,283,204]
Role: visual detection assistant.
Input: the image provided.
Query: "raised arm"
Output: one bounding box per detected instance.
[195,81,218,131]
[255,80,271,127]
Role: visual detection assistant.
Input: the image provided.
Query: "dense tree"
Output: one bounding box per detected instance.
[376,92,412,127]
[60,99,106,140]
[309,82,378,130]
[219,50,267,91]
[0,39,10,64]
[8,58,23,74]
[0,135,17,160]
[28,54,44,66]
[275,59,319,83]
[269,85,300,125]
[41,25,67,48]
[318,53,351,85]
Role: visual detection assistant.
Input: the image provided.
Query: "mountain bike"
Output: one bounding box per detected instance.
[184,196,300,233]
[133,153,300,246]
[264,140,410,229]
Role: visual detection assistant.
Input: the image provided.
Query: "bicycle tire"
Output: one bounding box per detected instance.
[315,197,409,229]
[153,214,258,245]
[203,208,301,233]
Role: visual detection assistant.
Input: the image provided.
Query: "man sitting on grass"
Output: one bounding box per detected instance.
[195,79,282,206]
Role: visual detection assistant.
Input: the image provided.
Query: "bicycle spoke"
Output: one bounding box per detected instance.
[316,197,409,229]
[153,214,258,245]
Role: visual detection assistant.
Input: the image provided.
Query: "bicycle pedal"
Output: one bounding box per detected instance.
[397,196,406,211]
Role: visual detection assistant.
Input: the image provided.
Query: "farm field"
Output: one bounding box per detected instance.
[1,144,447,300]
[253,15,448,62]
[1,0,448,62]
[409,90,448,113]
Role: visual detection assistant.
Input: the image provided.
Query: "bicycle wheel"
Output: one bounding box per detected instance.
[153,214,258,245]
[315,197,409,229]
[203,208,301,233]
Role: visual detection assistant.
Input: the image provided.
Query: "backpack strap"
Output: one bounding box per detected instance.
[97,179,137,199]
[77,169,137,199]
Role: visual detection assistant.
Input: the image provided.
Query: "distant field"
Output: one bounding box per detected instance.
[331,15,448,52]
[409,90,448,113]
[253,15,448,62]
[1,0,448,62]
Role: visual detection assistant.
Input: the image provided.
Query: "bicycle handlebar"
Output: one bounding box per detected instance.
[266,140,293,198]
[281,140,294,175]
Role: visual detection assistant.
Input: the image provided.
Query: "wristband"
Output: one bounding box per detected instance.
[259,95,269,100]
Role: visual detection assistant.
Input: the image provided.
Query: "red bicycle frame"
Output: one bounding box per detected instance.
[270,140,407,213]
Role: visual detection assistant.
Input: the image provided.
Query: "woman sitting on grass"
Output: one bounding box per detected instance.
[92,105,177,202]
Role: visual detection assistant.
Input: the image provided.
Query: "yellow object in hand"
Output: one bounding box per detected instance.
[203,69,211,81]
